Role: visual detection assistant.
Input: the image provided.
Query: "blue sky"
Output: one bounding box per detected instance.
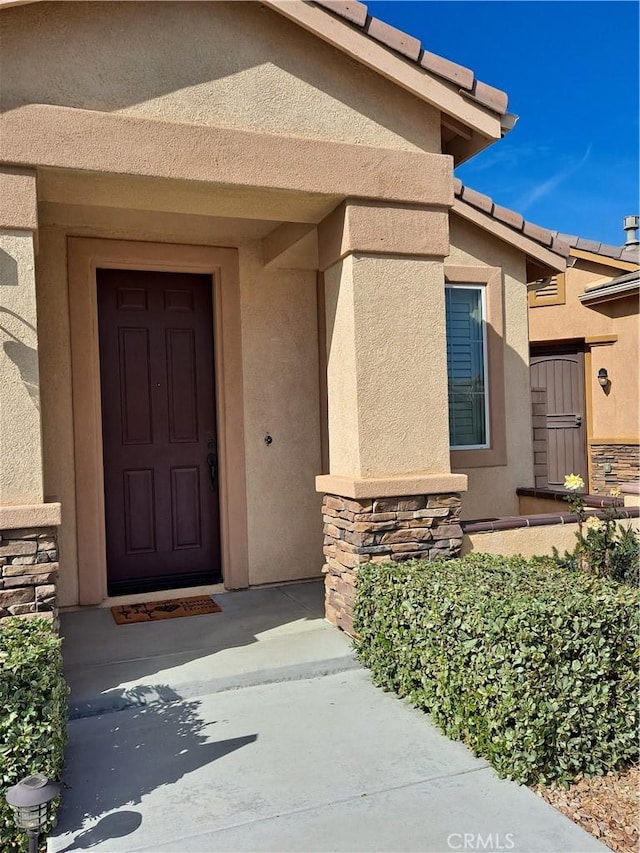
[367,1,639,246]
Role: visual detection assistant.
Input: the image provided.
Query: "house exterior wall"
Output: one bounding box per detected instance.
[462,515,640,559]
[0,229,43,505]
[1,1,541,616]
[447,216,534,519]
[529,258,639,491]
[0,1,451,609]
[36,199,323,606]
[1,1,440,154]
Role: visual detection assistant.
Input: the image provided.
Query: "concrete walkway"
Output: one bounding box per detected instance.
[50,581,605,853]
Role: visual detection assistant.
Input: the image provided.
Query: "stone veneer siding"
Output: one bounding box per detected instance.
[0,527,59,628]
[322,493,462,635]
[590,443,639,493]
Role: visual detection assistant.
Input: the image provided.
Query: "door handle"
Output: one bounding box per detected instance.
[206,441,218,492]
[575,415,582,426]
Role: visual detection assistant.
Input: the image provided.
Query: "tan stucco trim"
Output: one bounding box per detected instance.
[585,335,618,345]
[67,237,248,605]
[262,223,318,270]
[0,167,37,231]
[589,437,640,445]
[1,104,451,206]
[0,502,61,530]
[445,265,507,468]
[318,200,451,270]
[317,272,330,475]
[452,203,566,274]
[262,0,502,141]
[570,249,638,271]
[316,473,468,498]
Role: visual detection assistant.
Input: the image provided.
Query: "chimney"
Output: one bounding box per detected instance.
[623,215,639,247]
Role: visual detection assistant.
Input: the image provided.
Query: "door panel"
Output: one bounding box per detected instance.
[98,269,221,595]
[530,348,587,489]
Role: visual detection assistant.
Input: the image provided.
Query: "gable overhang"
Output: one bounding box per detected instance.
[579,274,640,307]
[1,0,511,165]
[452,199,567,280]
[570,248,639,273]
[259,0,509,162]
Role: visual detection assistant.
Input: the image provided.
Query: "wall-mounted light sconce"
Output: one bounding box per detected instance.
[597,368,609,388]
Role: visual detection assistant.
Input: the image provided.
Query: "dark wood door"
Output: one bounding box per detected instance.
[97,269,221,595]
[530,346,588,488]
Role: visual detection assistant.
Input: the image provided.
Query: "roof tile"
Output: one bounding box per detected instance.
[492,203,524,231]
[556,232,580,248]
[462,81,509,115]
[419,49,474,90]
[365,16,421,62]
[313,0,368,28]
[576,237,602,254]
[551,236,571,256]
[454,181,569,258]
[597,244,623,259]
[460,185,493,214]
[622,247,640,263]
[523,221,553,247]
[455,182,634,264]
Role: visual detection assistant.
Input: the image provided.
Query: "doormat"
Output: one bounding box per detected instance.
[111,595,222,625]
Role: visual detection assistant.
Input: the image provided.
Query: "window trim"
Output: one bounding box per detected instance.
[445,265,507,468]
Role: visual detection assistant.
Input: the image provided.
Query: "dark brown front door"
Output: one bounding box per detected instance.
[97,269,221,596]
[530,345,588,489]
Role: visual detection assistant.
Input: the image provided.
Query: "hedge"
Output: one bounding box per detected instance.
[0,618,68,852]
[353,554,639,786]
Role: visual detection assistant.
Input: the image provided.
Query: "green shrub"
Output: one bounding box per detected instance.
[353,554,639,786]
[0,618,68,852]
[554,521,640,587]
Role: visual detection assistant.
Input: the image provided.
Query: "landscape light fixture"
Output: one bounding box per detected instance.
[597,368,609,388]
[5,774,60,853]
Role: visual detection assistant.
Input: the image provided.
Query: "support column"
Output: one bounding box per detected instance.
[0,167,61,626]
[317,199,467,632]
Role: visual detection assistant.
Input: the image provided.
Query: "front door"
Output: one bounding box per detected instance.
[97,269,221,595]
[530,345,588,489]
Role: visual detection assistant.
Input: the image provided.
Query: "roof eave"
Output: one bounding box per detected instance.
[570,247,640,272]
[262,0,506,144]
[579,281,639,306]
[452,200,567,279]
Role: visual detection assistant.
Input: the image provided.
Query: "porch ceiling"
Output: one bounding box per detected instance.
[37,167,340,225]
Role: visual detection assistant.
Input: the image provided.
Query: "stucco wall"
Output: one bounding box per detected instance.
[37,198,323,606]
[462,516,640,558]
[447,216,534,519]
[1,1,440,154]
[588,298,639,440]
[0,230,43,505]
[529,260,639,442]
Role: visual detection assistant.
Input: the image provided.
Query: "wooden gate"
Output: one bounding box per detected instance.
[530,346,588,489]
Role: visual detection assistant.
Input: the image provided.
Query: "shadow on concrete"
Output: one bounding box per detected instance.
[55,684,257,837]
[60,583,329,708]
[54,810,142,851]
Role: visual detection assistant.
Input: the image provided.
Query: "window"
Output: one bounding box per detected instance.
[445,284,489,449]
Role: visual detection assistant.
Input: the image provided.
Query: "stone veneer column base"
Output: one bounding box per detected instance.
[0,527,59,629]
[322,493,463,635]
